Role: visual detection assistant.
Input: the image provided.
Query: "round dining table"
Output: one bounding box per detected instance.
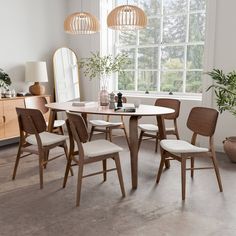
[46,102,174,189]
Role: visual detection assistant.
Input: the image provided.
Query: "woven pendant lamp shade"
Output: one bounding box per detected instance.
[107,5,147,30]
[64,12,100,34]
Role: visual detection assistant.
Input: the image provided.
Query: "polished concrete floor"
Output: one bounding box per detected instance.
[0,137,236,236]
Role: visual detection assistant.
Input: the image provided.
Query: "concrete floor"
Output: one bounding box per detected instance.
[0,137,236,236]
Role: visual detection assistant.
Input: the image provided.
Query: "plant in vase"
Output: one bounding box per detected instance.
[79,52,129,106]
[206,69,236,162]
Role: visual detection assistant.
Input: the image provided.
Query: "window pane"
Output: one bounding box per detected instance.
[163,15,187,43]
[161,71,183,92]
[140,0,161,16]
[189,13,206,42]
[161,46,184,70]
[116,0,137,4]
[187,45,204,69]
[138,71,158,91]
[138,47,158,69]
[139,18,160,45]
[118,48,136,69]
[118,31,137,46]
[163,0,187,14]
[186,71,202,93]
[118,71,135,90]
[190,0,206,11]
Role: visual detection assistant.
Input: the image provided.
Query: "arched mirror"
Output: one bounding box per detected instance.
[53,47,80,102]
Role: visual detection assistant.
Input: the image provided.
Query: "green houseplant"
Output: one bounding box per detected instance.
[206,69,236,162]
[0,68,11,89]
[79,52,129,106]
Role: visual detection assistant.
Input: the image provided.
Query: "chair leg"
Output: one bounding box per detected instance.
[59,126,64,135]
[190,157,194,178]
[102,159,107,182]
[156,156,165,184]
[89,126,94,141]
[155,134,158,153]
[211,153,223,192]
[114,155,125,197]
[123,126,130,149]
[39,154,44,189]
[12,144,22,180]
[63,155,72,188]
[181,157,186,200]
[138,131,144,151]
[62,142,73,176]
[108,128,113,142]
[43,150,49,169]
[76,163,84,207]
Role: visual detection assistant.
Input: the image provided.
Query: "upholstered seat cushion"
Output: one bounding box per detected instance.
[26,132,67,146]
[89,119,122,127]
[160,139,209,154]
[82,140,123,158]
[138,124,175,133]
[46,119,65,128]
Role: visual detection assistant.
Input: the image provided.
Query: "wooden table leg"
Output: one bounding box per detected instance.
[47,109,56,132]
[156,115,170,168]
[129,116,139,189]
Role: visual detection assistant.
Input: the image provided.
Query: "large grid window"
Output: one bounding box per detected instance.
[114,0,206,95]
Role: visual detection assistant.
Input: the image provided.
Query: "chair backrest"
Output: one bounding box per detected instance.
[16,107,47,134]
[187,107,218,137]
[155,98,180,120]
[66,112,88,143]
[25,96,49,114]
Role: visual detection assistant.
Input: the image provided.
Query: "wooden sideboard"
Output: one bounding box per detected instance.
[0,95,50,141]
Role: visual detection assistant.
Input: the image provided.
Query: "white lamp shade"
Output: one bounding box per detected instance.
[25,61,48,83]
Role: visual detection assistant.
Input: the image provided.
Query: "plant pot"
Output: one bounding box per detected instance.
[223,136,236,163]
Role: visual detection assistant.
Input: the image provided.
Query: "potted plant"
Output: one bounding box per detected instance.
[79,52,129,106]
[206,69,236,162]
[0,68,11,89]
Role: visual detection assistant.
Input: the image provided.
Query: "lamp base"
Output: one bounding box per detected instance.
[29,82,45,95]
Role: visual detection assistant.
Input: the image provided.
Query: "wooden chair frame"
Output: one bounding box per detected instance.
[138,98,180,152]
[25,96,64,134]
[63,112,125,206]
[89,96,130,148]
[156,107,223,200]
[12,107,72,189]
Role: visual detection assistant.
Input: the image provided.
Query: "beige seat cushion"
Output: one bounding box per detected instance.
[46,119,65,128]
[89,119,122,127]
[82,140,123,158]
[138,124,175,133]
[138,124,159,132]
[160,139,208,154]
[26,132,67,146]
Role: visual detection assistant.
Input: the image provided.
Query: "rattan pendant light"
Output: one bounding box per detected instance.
[107,1,147,30]
[64,0,99,34]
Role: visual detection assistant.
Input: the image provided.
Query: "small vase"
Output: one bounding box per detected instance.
[223,136,236,163]
[99,87,109,106]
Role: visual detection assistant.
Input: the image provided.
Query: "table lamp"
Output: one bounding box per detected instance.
[25,61,48,95]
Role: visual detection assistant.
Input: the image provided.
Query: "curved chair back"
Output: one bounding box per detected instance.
[25,96,49,114]
[187,107,218,137]
[66,112,88,143]
[16,107,46,134]
[155,98,180,120]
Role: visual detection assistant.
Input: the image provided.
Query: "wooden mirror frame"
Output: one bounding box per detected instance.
[53,47,80,102]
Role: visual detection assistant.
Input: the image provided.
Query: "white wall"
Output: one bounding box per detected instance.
[0,0,67,95]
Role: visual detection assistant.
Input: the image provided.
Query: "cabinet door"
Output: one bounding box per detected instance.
[0,101,4,139]
[3,99,25,138]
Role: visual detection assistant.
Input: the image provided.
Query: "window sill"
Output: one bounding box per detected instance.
[116,91,202,102]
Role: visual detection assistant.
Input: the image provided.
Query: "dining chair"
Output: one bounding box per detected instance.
[89,96,130,148]
[12,107,72,189]
[25,96,65,134]
[156,107,223,200]
[138,98,180,152]
[63,112,125,207]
